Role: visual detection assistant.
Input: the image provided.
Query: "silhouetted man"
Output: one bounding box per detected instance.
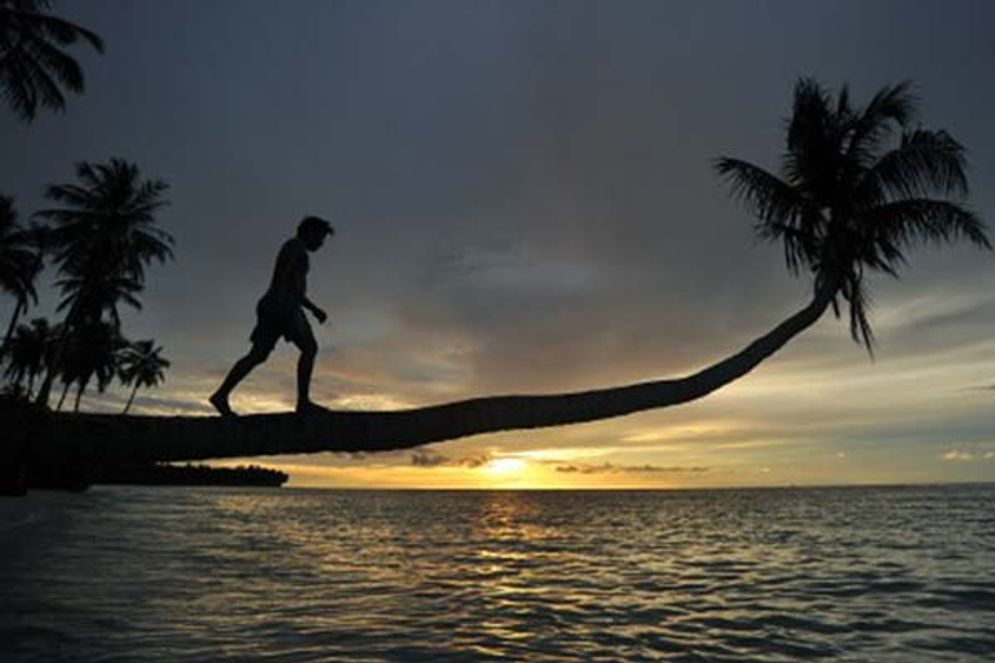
[210,215,334,416]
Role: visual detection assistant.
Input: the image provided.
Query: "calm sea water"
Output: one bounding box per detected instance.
[2,484,994,662]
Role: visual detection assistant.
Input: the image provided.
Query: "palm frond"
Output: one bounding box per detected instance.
[859,199,990,250]
[858,130,969,203]
[845,81,915,166]
[715,157,809,226]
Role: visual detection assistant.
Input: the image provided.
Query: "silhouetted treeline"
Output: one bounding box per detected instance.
[1,7,171,415]
[95,462,288,487]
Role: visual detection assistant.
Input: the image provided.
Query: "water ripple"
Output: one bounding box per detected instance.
[1,484,993,661]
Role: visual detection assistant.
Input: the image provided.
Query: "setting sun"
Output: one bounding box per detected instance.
[483,457,527,475]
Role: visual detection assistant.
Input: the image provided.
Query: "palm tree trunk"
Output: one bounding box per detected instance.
[123,383,139,414]
[14,285,838,465]
[56,381,71,411]
[73,380,87,413]
[1,298,24,356]
[34,309,79,408]
[34,337,65,408]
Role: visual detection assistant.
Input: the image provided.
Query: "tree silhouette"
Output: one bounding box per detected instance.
[14,79,992,464]
[716,79,988,353]
[57,318,124,412]
[32,159,172,406]
[117,339,169,414]
[0,0,104,122]
[1,219,50,355]
[0,195,37,355]
[3,316,53,396]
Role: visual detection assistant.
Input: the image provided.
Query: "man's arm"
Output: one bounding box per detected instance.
[302,296,327,324]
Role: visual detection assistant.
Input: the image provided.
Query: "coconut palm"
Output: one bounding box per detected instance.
[38,159,173,292]
[715,78,989,352]
[117,339,169,413]
[15,79,991,466]
[56,318,124,412]
[0,195,37,355]
[2,219,51,354]
[54,265,143,329]
[0,0,104,122]
[32,158,171,406]
[3,316,52,396]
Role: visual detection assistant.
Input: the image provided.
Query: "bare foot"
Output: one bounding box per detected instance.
[209,392,236,417]
[295,400,325,415]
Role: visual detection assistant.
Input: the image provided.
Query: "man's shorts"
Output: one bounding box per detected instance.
[250,294,314,353]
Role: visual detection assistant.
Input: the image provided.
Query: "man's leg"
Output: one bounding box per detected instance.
[295,333,318,413]
[210,344,271,416]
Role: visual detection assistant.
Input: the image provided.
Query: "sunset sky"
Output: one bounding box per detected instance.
[3,0,995,489]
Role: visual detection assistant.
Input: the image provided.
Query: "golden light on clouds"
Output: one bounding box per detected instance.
[483,457,527,475]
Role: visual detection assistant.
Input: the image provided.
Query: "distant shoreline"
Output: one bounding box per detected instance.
[95,462,288,488]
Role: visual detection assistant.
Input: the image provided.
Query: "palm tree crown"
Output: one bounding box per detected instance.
[0,195,35,307]
[59,317,124,412]
[36,158,172,326]
[2,216,52,355]
[716,78,989,352]
[0,0,104,122]
[117,339,169,413]
[3,316,52,396]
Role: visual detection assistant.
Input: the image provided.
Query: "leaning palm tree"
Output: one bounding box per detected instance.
[0,0,104,122]
[11,79,992,466]
[32,158,172,406]
[117,339,169,413]
[715,78,988,353]
[0,195,37,354]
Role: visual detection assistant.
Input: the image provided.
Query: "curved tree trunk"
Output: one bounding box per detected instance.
[15,286,835,465]
[122,383,139,414]
[56,380,71,411]
[73,379,87,413]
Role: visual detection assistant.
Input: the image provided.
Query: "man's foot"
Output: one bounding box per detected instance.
[209,392,236,417]
[295,400,325,415]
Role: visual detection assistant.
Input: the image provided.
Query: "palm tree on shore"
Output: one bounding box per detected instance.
[56,318,124,412]
[13,79,991,465]
[715,79,988,352]
[0,195,37,356]
[3,316,52,396]
[117,339,169,413]
[32,158,172,406]
[0,0,104,123]
[2,220,51,355]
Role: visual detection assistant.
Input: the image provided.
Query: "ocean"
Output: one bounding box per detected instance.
[2,484,993,661]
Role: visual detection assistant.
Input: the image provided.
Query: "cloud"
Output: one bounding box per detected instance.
[410,450,450,467]
[554,462,707,474]
[943,449,995,462]
[410,450,491,468]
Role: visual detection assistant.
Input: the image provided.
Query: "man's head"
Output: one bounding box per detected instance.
[297,215,334,251]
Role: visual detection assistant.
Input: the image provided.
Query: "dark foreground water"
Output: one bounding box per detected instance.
[2,484,994,662]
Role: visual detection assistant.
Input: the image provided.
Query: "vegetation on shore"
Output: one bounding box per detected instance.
[95,462,288,488]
